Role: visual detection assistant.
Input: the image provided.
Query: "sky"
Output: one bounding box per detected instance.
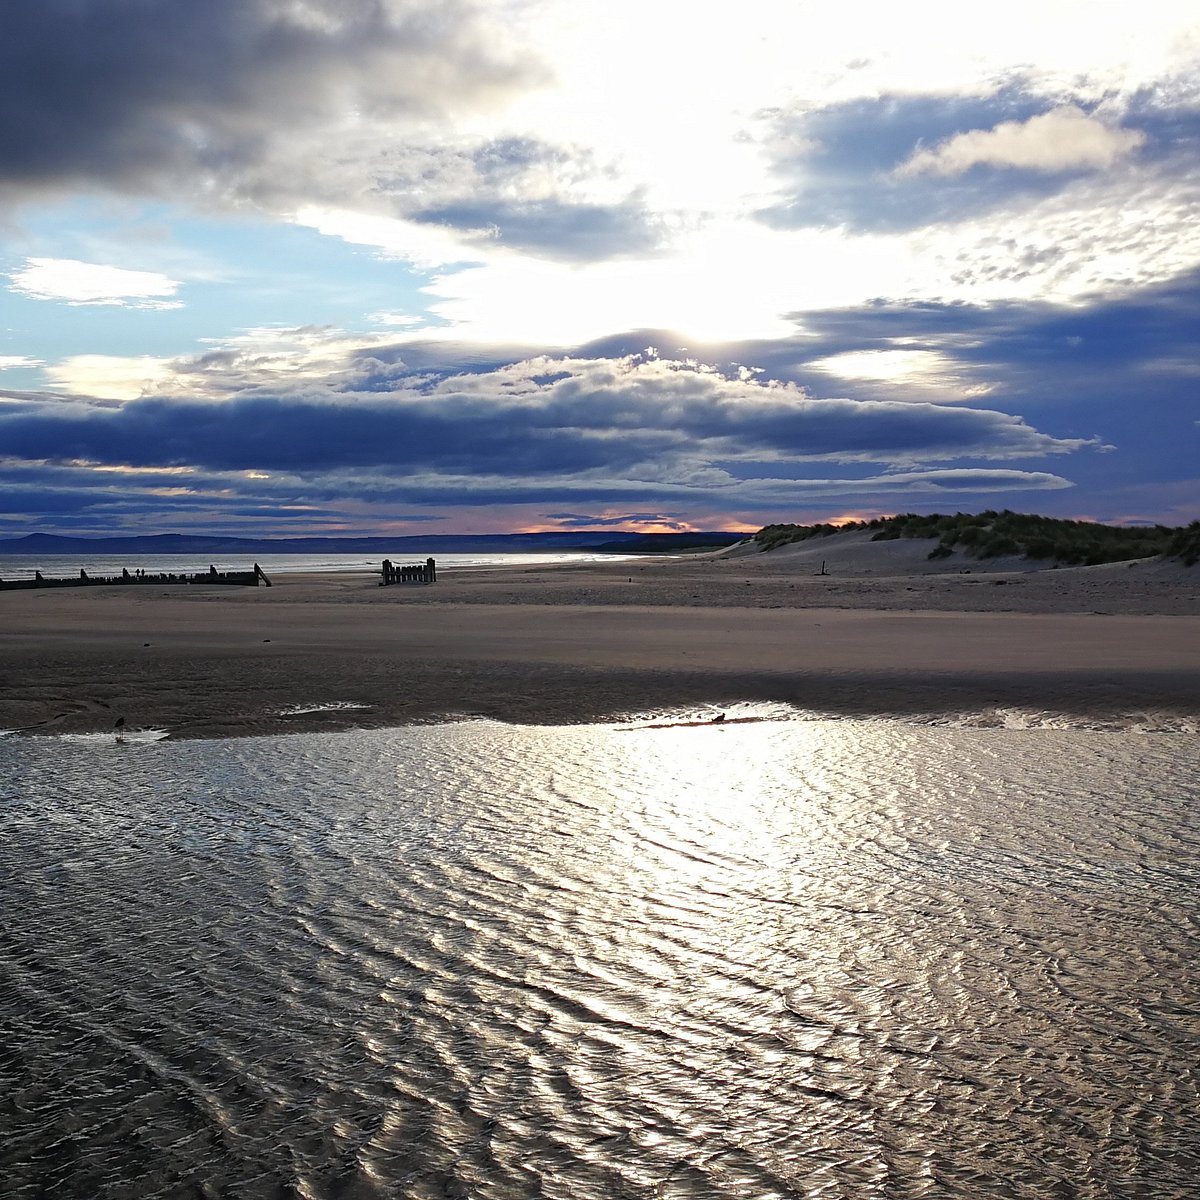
[1,0,1198,538]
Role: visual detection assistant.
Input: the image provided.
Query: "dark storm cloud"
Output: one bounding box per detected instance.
[0,355,1089,480]
[753,89,1154,233]
[0,0,531,205]
[772,272,1200,430]
[0,458,1075,539]
[0,8,667,261]
[758,273,1200,519]
[0,456,449,535]
[301,467,1074,507]
[0,342,1089,535]
[468,272,1195,520]
[32,264,1189,524]
[26,272,1200,530]
[576,270,1199,444]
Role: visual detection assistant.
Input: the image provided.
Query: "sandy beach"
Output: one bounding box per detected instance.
[2,535,1197,739]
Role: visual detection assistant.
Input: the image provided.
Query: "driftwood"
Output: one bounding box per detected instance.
[0,562,272,591]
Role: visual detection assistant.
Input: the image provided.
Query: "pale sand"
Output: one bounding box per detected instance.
[1,541,1197,738]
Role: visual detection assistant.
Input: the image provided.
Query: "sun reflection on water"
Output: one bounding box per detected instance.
[609,709,831,880]
[2,721,1197,1198]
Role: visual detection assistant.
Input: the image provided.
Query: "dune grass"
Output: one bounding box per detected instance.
[755,511,1200,566]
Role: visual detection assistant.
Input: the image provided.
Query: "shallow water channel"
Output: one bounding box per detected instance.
[2,718,1197,1198]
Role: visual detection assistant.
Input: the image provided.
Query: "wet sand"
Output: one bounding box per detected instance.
[1,546,1197,738]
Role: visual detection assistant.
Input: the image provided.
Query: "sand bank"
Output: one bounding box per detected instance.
[1,548,1196,738]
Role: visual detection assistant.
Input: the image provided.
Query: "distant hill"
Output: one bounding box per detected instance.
[0,530,747,556]
[754,511,1200,566]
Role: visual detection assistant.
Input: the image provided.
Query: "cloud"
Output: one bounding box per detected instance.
[0,455,1076,541]
[0,4,668,265]
[409,198,664,262]
[769,273,1200,519]
[0,352,1091,496]
[754,92,1174,241]
[7,272,1196,535]
[896,106,1146,177]
[542,511,697,530]
[366,136,668,262]
[42,355,175,401]
[755,89,1052,232]
[865,468,1071,492]
[8,257,182,308]
[0,0,534,210]
[804,347,991,401]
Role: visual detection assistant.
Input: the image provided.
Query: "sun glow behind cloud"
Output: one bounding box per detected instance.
[807,348,993,400]
[305,213,945,345]
[268,1,1200,349]
[44,355,174,401]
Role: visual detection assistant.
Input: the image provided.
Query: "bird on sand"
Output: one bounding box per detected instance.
[114,716,126,743]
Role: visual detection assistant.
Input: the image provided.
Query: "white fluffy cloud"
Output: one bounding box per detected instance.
[897,106,1146,177]
[8,258,182,308]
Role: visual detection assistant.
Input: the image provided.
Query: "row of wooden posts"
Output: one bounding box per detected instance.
[381,558,437,585]
[0,563,272,590]
[0,559,439,590]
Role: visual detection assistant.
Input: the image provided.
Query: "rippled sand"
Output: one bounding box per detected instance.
[2,720,1198,1197]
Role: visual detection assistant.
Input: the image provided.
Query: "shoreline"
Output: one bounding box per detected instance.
[1,554,1197,740]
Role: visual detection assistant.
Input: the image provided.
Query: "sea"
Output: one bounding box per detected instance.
[1,715,1197,1198]
[0,551,628,582]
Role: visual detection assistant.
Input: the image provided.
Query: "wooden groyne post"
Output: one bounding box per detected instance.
[0,564,272,591]
[380,557,436,586]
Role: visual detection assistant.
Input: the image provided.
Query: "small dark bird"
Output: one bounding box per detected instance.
[712,712,726,723]
[114,717,125,729]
